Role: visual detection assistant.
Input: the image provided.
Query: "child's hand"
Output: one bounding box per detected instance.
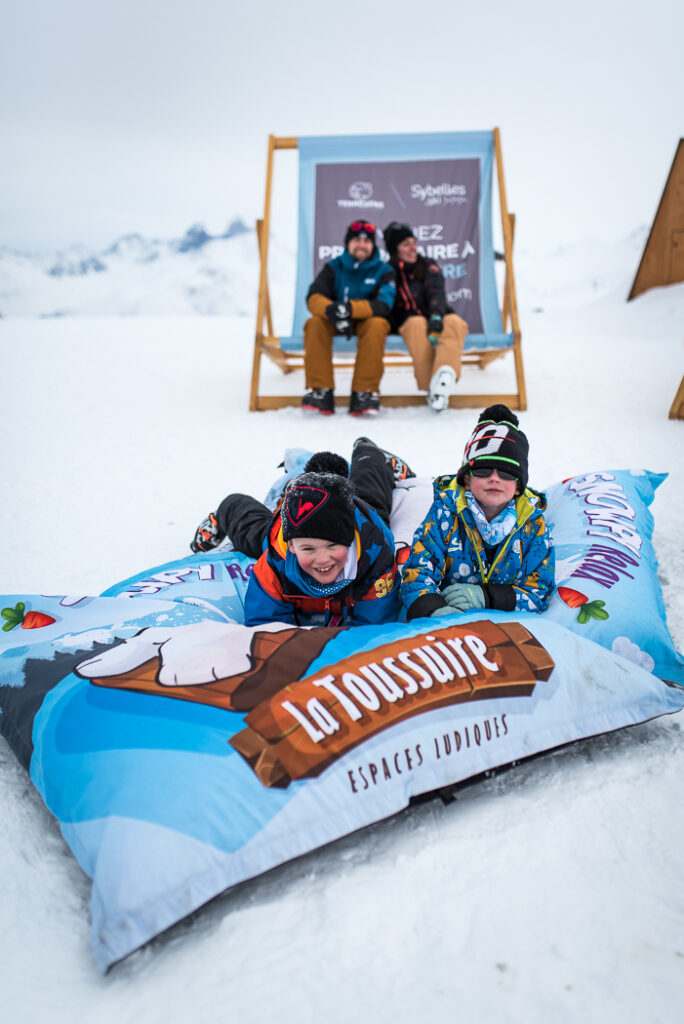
[430,605,454,617]
[442,583,485,612]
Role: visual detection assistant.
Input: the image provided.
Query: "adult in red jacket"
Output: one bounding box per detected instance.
[383,222,468,413]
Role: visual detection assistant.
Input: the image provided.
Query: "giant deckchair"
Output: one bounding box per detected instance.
[250,129,526,411]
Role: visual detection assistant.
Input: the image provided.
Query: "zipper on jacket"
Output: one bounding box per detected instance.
[324,597,344,627]
[462,502,534,583]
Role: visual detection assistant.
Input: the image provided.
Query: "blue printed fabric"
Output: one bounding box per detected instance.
[544,469,684,684]
[1,467,682,974]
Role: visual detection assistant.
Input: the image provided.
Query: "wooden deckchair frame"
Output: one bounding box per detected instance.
[249,129,526,411]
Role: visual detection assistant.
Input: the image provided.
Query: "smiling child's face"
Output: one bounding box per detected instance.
[287,537,350,584]
[465,469,519,521]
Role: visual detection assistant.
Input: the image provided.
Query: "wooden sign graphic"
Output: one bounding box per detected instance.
[230,620,554,787]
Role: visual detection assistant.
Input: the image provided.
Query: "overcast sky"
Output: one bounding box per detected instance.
[2,0,682,253]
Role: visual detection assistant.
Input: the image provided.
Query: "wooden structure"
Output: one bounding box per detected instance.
[250,130,526,411]
[669,375,684,420]
[629,139,684,300]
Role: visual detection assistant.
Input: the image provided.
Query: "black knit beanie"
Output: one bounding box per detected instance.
[456,404,529,490]
[281,454,355,545]
[382,221,414,259]
[344,220,377,251]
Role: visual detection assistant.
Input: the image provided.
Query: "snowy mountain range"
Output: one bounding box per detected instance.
[0,219,296,319]
[0,220,651,321]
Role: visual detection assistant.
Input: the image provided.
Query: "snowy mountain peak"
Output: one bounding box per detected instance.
[0,218,297,319]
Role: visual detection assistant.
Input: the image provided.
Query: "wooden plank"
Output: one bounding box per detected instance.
[669,374,684,420]
[501,212,515,329]
[494,128,527,411]
[250,136,277,411]
[256,220,274,338]
[252,393,523,411]
[629,140,684,300]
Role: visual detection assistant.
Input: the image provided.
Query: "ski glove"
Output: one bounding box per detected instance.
[326,301,353,337]
[428,314,443,341]
[441,582,486,612]
[430,605,454,618]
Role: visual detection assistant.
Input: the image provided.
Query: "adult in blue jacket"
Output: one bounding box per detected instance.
[302,221,396,417]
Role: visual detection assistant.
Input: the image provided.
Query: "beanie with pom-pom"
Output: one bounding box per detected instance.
[456,404,529,490]
[281,466,355,546]
[302,451,350,477]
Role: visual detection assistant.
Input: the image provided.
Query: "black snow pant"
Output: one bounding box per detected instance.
[216,438,396,559]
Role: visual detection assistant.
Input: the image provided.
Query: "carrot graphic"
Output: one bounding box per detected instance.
[1,602,56,631]
[557,587,609,624]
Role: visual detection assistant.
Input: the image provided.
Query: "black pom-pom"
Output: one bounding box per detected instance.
[478,404,519,426]
[303,451,350,477]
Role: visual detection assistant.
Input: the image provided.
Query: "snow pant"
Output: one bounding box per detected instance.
[216,439,396,559]
[303,315,390,393]
[216,493,272,559]
[398,313,468,391]
[348,436,394,526]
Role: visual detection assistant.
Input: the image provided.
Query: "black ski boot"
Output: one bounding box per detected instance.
[301,388,335,415]
[349,390,380,416]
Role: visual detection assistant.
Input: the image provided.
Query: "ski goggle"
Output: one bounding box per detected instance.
[469,465,518,481]
[349,221,376,233]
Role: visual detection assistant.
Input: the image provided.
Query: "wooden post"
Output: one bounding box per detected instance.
[501,212,516,330]
[256,219,275,338]
[249,136,298,411]
[249,136,275,411]
[494,127,527,411]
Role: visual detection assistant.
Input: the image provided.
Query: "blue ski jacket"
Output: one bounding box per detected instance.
[400,476,555,620]
[306,249,396,319]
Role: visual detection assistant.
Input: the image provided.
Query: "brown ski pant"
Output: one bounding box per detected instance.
[303,315,390,393]
[398,313,468,391]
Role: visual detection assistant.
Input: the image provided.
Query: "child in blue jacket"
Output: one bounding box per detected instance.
[401,404,555,620]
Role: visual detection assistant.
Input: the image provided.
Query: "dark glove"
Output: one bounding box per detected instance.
[325,301,353,337]
[441,582,485,612]
[428,314,443,341]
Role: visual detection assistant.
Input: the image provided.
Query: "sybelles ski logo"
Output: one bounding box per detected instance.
[411,183,467,206]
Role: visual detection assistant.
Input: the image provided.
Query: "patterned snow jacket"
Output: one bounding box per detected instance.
[400,476,555,620]
[387,253,451,332]
[306,249,396,321]
[244,497,400,628]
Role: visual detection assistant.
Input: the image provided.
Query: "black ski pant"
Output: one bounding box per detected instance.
[216,439,395,559]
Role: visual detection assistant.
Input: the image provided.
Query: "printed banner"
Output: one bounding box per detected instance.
[313,158,482,331]
[291,132,504,342]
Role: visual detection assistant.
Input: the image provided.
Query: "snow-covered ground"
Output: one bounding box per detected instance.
[1,235,683,1022]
